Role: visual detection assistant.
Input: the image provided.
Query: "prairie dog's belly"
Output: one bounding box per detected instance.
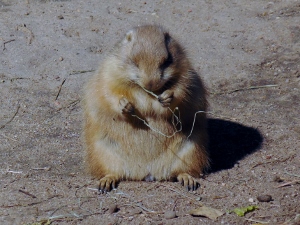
[101,119,186,180]
[105,135,191,181]
[107,118,180,157]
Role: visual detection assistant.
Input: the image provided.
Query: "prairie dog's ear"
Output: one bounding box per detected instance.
[123,30,134,44]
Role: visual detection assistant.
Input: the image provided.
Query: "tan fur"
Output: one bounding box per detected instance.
[83,25,209,192]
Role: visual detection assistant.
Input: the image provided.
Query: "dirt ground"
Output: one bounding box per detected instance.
[0,0,299,224]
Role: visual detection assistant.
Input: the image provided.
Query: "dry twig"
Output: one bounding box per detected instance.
[18,189,37,198]
[74,181,94,198]
[284,171,300,178]
[3,39,16,51]
[277,180,300,188]
[17,24,34,44]
[244,218,270,224]
[0,104,20,129]
[249,155,293,170]
[0,133,18,142]
[112,190,160,213]
[156,184,202,203]
[211,84,278,95]
[42,211,102,223]
[65,99,80,109]
[55,78,66,101]
[0,194,61,208]
[2,169,23,174]
[10,77,30,82]
[70,70,95,75]
[122,203,158,213]
[32,167,51,171]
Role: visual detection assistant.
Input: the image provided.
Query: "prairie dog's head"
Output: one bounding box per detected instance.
[115,25,187,93]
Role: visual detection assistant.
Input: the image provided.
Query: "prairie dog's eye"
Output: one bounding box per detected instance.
[160,53,173,71]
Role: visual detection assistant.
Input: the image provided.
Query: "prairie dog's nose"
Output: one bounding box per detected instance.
[145,80,162,92]
[145,80,154,91]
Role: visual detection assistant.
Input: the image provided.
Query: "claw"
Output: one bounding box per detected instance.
[111,180,116,190]
[98,188,104,194]
[158,90,173,107]
[119,97,134,114]
[177,173,200,191]
[98,175,118,193]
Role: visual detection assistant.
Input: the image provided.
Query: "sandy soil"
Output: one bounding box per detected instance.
[0,0,299,224]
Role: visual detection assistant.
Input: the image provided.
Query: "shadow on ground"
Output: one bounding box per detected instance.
[207,118,263,173]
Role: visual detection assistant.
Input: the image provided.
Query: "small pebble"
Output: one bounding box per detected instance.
[59,57,64,61]
[127,208,142,216]
[195,197,202,201]
[257,195,273,202]
[164,210,176,219]
[273,176,284,182]
[51,100,62,110]
[108,204,118,214]
[58,15,64,19]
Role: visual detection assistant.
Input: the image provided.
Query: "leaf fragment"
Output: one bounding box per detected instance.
[189,206,224,220]
[232,205,258,217]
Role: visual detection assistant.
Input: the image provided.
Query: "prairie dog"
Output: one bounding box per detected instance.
[83,25,209,192]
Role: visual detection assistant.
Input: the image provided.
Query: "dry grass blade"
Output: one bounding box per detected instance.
[138,85,159,99]
[131,107,182,138]
[187,110,205,139]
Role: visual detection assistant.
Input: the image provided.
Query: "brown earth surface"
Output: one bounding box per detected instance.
[0,0,299,224]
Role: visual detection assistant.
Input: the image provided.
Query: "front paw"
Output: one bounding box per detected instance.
[99,175,118,193]
[177,173,200,191]
[158,90,174,107]
[119,97,134,114]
